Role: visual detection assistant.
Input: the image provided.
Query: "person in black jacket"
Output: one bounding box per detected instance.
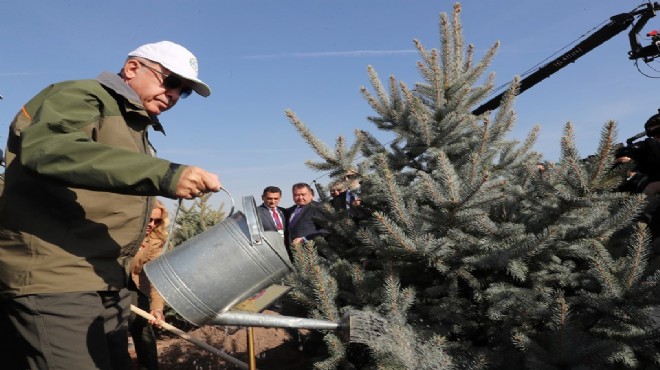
[616,112,660,192]
[615,110,660,238]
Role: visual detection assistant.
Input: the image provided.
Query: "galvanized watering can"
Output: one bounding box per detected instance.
[144,195,294,325]
[145,194,355,340]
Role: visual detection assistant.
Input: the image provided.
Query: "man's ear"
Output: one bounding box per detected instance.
[123,59,141,79]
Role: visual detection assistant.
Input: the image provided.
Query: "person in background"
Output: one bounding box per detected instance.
[257,186,286,237]
[129,200,169,370]
[329,180,358,213]
[344,170,362,204]
[330,171,364,219]
[0,40,221,369]
[615,111,660,239]
[329,181,346,210]
[285,183,328,250]
[0,148,4,195]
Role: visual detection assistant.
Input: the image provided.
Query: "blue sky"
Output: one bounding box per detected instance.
[2,1,660,210]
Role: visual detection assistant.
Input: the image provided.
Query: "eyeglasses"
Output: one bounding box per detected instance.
[138,61,193,99]
[149,217,163,226]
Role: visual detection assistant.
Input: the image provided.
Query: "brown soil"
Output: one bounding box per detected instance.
[130,310,320,370]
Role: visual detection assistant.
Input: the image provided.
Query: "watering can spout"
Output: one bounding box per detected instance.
[211,311,340,330]
[211,310,392,345]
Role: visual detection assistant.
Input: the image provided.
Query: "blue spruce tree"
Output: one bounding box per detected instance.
[283,3,660,369]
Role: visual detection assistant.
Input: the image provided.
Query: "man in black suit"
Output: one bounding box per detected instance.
[285,183,328,249]
[256,186,286,237]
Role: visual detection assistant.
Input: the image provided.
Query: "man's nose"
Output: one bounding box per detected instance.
[165,88,181,104]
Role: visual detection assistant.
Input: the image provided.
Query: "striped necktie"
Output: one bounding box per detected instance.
[271,208,283,230]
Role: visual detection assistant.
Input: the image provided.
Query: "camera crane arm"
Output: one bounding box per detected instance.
[472,2,660,116]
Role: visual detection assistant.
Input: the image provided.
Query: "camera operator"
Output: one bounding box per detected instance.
[0,148,4,195]
[615,111,660,239]
[615,111,660,194]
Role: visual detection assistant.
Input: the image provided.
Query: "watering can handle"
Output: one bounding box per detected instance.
[162,187,236,253]
[219,187,236,216]
[242,195,264,246]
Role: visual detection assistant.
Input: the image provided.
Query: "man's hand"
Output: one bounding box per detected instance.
[292,237,305,245]
[175,166,221,199]
[149,308,165,328]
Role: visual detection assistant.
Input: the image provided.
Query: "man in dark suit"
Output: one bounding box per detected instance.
[257,186,286,237]
[285,183,328,249]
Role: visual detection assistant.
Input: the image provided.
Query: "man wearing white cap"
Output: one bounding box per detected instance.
[0,41,219,369]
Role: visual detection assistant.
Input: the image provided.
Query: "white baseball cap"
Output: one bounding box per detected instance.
[128,41,211,97]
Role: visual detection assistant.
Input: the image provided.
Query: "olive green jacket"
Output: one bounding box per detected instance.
[0,72,186,297]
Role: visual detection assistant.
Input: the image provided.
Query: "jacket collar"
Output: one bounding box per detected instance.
[95,72,166,135]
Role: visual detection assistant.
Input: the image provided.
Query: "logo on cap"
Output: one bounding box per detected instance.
[189,58,198,73]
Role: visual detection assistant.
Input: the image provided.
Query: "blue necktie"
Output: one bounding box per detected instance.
[289,206,302,227]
